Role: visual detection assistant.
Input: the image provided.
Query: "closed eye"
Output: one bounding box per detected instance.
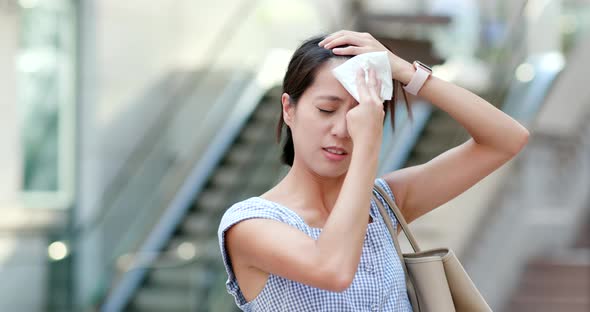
[318,108,334,114]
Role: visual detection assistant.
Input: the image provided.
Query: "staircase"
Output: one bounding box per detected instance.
[505,215,590,312]
[126,88,287,311]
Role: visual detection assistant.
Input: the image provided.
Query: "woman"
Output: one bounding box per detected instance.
[217,30,529,311]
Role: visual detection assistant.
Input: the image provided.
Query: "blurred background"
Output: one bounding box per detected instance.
[0,0,589,311]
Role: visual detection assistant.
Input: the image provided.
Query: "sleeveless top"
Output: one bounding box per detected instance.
[217,178,412,311]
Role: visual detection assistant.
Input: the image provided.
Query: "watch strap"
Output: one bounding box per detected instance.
[403,62,431,95]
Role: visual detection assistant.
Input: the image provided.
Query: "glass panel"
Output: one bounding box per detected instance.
[17,0,76,201]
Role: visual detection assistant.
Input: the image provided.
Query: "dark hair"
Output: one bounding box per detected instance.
[277,35,411,166]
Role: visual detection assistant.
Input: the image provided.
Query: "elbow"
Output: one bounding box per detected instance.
[320,267,355,292]
[510,126,530,155]
[326,271,354,292]
[311,246,357,292]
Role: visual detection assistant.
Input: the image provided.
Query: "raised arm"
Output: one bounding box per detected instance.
[320,30,530,224]
[382,67,529,223]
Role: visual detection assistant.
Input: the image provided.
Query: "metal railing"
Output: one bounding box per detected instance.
[101,70,266,312]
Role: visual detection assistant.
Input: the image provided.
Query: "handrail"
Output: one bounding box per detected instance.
[97,45,296,312]
[100,75,271,312]
[485,0,530,105]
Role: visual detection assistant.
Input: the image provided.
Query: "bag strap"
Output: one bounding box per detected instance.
[372,191,408,261]
[373,184,421,252]
[372,188,420,310]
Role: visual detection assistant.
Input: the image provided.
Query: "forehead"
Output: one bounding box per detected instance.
[305,59,354,101]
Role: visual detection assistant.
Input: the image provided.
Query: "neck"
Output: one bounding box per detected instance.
[278,156,346,215]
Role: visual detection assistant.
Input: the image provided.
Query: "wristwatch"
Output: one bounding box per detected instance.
[402,61,432,96]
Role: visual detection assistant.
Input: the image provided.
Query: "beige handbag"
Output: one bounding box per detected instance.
[372,184,493,312]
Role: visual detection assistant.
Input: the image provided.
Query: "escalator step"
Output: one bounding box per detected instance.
[165,237,222,264]
[241,122,275,143]
[225,143,257,165]
[254,104,280,123]
[210,165,246,189]
[147,265,215,290]
[129,93,284,311]
[414,142,450,160]
[196,189,230,214]
[181,213,215,237]
[426,114,457,132]
[132,286,201,312]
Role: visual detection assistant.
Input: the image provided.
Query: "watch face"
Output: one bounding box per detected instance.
[415,61,432,73]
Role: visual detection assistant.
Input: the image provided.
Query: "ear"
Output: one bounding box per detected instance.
[281,93,295,127]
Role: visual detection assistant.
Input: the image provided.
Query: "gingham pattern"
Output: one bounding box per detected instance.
[217,178,412,311]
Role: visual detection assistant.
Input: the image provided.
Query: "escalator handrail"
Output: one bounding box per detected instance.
[100,78,273,312]
[486,0,531,105]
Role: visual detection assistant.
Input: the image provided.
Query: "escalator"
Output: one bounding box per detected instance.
[403,108,469,167]
[126,88,287,311]
[505,214,590,312]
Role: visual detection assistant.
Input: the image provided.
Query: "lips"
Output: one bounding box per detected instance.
[324,147,346,155]
[322,146,349,161]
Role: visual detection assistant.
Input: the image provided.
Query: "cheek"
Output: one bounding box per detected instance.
[298,111,329,134]
[291,115,329,157]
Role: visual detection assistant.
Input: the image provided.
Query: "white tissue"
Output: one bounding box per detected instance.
[331,51,393,103]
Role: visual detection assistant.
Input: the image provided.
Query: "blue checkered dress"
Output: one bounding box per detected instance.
[217,178,413,311]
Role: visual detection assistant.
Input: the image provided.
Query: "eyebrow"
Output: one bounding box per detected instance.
[314,95,345,102]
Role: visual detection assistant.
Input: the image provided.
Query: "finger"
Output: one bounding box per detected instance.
[367,67,377,86]
[319,29,361,46]
[331,46,366,56]
[323,35,366,49]
[318,30,347,46]
[356,68,369,102]
[367,68,382,105]
[375,71,382,91]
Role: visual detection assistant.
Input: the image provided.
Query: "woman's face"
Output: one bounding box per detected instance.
[282,58,358,178]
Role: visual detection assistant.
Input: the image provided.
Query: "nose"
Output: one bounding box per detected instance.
[331,114,350,139]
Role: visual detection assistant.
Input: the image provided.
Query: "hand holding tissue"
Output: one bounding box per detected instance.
[331,51,393,103]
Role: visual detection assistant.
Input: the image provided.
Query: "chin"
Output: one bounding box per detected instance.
[313,162,349,179]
